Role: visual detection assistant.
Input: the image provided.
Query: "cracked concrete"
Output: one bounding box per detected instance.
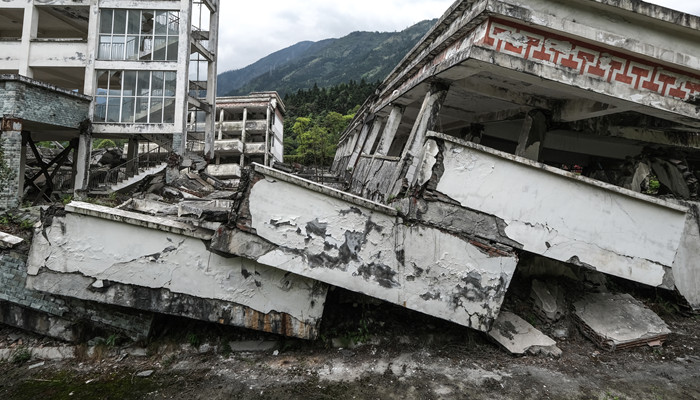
[26,202,327,339]
[212,165,519,333]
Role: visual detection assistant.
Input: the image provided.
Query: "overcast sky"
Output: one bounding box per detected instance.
[217,0,700,73]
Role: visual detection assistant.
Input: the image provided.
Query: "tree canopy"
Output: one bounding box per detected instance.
[283,79,379,167]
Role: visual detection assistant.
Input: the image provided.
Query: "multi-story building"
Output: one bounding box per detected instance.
[0,0,219,208]
[190,92,285,183]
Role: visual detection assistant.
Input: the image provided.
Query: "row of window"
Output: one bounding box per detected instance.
[94,70,177,124]
[99,9,180,61]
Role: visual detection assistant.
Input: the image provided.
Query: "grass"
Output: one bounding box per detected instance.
[5,370,160,400]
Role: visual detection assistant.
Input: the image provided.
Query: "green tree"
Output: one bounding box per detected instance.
[295,125,334,167]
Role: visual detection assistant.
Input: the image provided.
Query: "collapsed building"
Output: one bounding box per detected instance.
[2,0,700,352]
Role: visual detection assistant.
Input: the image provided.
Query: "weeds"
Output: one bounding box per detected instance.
[105,334,119,347]
[0,212,34,231]
[10,347,32,365]
[187,333,200,349]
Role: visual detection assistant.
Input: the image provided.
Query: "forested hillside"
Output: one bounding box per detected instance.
[283,79,379,166]
[217,19,435,97]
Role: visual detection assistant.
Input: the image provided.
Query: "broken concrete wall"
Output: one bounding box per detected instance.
[410,133,689,291]
[348,155,400,203]
[26,202,327,339]
[0,251,152,342]
[671,201,700,309]
[212,165,519,332]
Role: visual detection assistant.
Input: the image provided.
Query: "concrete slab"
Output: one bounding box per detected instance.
[228,340,279,352]
[488,311,561,357]
[27,203,328,340]
[0,232,23,249]
[573,293,671,351]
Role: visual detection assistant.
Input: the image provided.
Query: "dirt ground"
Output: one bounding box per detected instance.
[1,282,700,400]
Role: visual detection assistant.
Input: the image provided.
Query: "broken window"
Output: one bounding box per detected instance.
[94,70,177,124]
[98,9,179,61]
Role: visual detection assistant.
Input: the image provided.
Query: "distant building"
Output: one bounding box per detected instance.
[0,0,219,208]
[190,92,285,183]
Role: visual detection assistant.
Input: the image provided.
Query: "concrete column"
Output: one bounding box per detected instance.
[73,121,93,198]
[347,121,372,171]
[218,108,224,140]
[393,82,449,189]
[126,137,139,178]
[0,117,24,210]
[362,117,385,154]
[83,1,100,98]
[264,105,271,166]
[376,105,404,156]
[173,0,193,157]
[18,3,38,77]
[515,110,548,162]
[203,0,219,161]
[240,107,247,167]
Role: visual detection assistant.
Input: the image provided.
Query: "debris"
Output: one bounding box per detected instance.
[228,341,279,352]
[651,158,691,199]
[573,293,671,351]
[29,347,76,360]
[487,312,562,357]
[530,279,566,322]
[28,361,45,369]
[136,370,154,378]
[0,232,23,249]
[552,327,569,340]
[124,347,147,357]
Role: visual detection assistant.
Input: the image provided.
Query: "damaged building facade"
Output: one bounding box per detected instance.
[3,0,700,351]
[0,0,220,207]
[191,92,286,183]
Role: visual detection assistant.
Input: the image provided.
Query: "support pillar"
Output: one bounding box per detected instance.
[240,107,248,167]
[264,105,271,166]
[0,117,24,210]
[73,120,93,199]
[218,108,225,140]
[347,118,373,171]
[391,82,449,193]
[126,137,139,178]
[515,110,548,161]
[375,105,404,156]
[18,4,38,77]
[362,117,385,155]
[203,0,219,161]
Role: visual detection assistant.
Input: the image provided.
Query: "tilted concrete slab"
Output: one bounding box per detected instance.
[488,311,562,357]
[573,293,671,351]
[417,133,688,290]
[26,202,327,340]
[211,165,519,332]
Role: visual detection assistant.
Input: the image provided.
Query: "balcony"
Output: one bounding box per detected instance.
[219,120,267,134]
[215,139,244,155]
[205,163,241,179]
[245,142,266,155]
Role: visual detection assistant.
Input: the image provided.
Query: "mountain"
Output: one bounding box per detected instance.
[217,19,436,97]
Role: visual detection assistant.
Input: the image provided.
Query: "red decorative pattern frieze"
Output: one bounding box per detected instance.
[481,19,700,102]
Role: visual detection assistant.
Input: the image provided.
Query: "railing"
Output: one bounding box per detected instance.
[88,144,168,191]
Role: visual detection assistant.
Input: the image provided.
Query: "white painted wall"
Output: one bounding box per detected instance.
[26,210,325,324]
[226,170,519,332]
[430,137,688,287]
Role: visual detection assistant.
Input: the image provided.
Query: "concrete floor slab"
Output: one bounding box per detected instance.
[573,293,671,351]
